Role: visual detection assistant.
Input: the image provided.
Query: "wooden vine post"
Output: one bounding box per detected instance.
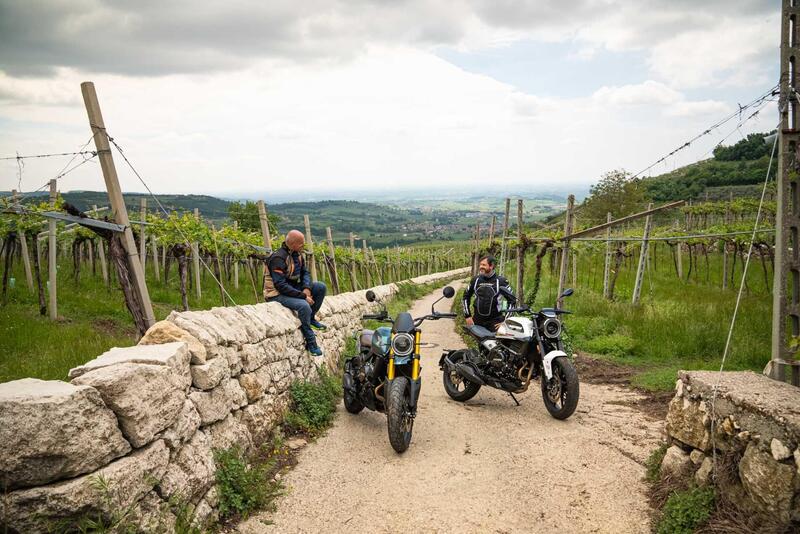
[489,215,496,247]
[48,179,58,320]
[303,215,318,283]
[11,190,33,291]
[325,227,340,294]
[348,232,359,291]
[472,222,481,277]
[632,203,654,305]
[602,212,612,299]
[192,208,201,300]
[516,199,525,305]
[93,204,109,285]
[500,198,510,275]
[556,195,575,309]
[81,81,155,331]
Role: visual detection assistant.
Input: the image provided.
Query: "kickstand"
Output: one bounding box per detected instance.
[508,392,520,406]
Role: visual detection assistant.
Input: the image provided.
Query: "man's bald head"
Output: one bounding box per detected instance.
[286,230,305,252]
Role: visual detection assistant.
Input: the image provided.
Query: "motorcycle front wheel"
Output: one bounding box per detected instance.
[541,357,579,420]
[386,377,413,453]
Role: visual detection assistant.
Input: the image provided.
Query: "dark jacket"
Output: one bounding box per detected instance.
[263,242,312,299]
[462,271,516,324]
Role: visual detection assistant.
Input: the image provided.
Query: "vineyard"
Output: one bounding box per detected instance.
[464,193,775,391]
[0,192,470,383]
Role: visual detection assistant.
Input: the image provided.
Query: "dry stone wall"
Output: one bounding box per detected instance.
[0,267,469,533]
[662,370,800,527]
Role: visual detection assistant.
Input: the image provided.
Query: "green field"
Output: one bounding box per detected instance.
[500,241,770,391]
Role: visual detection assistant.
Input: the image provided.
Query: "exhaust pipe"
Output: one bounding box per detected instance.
[454,362,485,385]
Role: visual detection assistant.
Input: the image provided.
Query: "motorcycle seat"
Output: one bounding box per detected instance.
[359,329,374,350]
[467,325,496,340]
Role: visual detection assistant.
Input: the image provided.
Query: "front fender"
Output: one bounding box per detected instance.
[543,350,568,380]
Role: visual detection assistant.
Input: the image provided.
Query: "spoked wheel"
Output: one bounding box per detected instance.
[442,350,481,402]
[541,357,579,420]
[387,377,414,453]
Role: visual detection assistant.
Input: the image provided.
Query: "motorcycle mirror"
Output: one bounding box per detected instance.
[366,290,377,302]
[560,288,574,298]
[442,286,455,298]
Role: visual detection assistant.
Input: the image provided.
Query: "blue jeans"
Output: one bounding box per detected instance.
[268,282,326,346]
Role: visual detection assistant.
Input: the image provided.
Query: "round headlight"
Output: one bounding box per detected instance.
[391,333,414,356]
[542,318,562,339]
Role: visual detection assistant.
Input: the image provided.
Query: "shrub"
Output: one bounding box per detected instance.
[213,446,281,520]
[657,486,715,534]
[645,443,669,483]
[283,367,341,435]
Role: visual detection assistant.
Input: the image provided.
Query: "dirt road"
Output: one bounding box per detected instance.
[239,285,663,533]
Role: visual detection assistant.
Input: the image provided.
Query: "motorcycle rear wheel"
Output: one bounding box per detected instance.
[387,377,413,453]
[342,371,364,414]
[541,357,579,420]
[442,350,481,402]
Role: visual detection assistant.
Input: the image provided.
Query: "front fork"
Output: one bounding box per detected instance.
[386,331,422,413]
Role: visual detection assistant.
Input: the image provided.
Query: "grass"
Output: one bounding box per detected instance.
[504,243,771,391]
[0,256,460,383]
[0,256,266,383]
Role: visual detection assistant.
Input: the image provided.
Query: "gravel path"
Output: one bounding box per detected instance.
[239,284,663,533]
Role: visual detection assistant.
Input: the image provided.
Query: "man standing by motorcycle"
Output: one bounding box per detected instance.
[264,230,327,357]
[463,255,517,331]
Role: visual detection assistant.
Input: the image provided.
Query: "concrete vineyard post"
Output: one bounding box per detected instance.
[192,208,201,300]
[11,190,34,291]
[233,221,239,289]
[139,198,146,272]
[362,239,372,287]
[516,199,525,305]
[326,227,340,294]
[500,197,510,275]
[94,205,109,286]
[632,203,654,305]
[48,180,58,320]
[603,212,612,299]
[557,195,575,309]
[348,232,358,291]
[303,215,318,283]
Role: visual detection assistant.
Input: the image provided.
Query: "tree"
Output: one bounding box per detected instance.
[228,201,280,235]
[581,169,646,223]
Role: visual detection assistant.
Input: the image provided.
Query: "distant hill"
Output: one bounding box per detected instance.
[4,192,477,248]
[641,132,776,202]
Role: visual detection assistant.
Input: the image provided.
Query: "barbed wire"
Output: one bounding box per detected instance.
[0,150,97,161]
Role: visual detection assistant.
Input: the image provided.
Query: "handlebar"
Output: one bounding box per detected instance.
[362,313,390,321]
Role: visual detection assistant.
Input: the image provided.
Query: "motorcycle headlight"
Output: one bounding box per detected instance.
[542,318,562,339]
[391,332,414,356]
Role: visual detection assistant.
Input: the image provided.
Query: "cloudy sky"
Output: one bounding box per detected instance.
[0,1,780,199]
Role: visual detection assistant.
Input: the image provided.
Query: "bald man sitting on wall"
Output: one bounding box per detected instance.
[264,230,327,357]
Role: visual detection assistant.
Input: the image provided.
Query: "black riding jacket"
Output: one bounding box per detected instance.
[462,271,516,323]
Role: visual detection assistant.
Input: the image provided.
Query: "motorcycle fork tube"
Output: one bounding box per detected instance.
[387,357,395,380]
[411,331,421,380]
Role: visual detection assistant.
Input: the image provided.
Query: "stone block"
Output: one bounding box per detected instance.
[72,363,185,448]
[0,379,130,490]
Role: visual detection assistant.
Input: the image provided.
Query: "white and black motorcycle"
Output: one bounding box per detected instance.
[439,289,579,419]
